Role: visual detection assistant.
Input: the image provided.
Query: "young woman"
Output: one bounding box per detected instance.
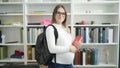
[46,5,82,68]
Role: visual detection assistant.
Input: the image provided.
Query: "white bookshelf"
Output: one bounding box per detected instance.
[0,0,119,68]
[72,0,119,68]
[0,0,25,64]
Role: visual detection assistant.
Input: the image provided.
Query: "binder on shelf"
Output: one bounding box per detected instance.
[0,46,8,59]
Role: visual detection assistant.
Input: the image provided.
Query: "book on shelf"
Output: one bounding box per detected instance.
[98,27,103,43]
[108,28,113,43]
[31,10,46,14]
[5,41,18,44]
[32,45,35,60]
[86,49,91,65]
[83,51,86,65]
[102,23,111,25]
[27,45,32,60]
[27,45,35,60]
[93,28,99,43]
[3,22,21,25]
[0,46,8,60]
[0,30,2,43]
[10,54,23,59]
[74,50,80,65]
[0,20,1,24]
[27,29,30,43]
[79,49,83,65]
[28,23,40,25]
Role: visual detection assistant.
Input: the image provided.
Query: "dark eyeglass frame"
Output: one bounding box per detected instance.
[56,11,66,16]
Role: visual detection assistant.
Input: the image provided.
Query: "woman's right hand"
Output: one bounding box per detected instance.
[69,40,82,53]
[69,45,77,53]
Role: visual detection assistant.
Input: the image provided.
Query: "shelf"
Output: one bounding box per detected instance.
[0,43,24,46]
[27,25,44,28]
[73,24,119,27]
[0,14,23,16]
[74,13,118,15]
[0,25,23,28]
[74,1,119,4]
[26,43,118,46]
[0,2,23,4]
[27,43,36,45]
[81,43,118,46]
[26,2,71,4]
[73,64,117,67]
[0,58,25,62]
[27,60,36,62]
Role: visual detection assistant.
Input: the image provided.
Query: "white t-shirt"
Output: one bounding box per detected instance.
[45,24,75,64]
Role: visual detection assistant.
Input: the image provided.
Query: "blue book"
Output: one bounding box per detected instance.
[102,27,109,43]
[83,28,86,43]
[95,48,98,65]
[102,28,106,43]
[90,48,98,65]
[10,54,23,59]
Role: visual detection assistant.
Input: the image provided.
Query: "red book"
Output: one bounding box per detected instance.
[72,35,82,46]
[75,51,80,65]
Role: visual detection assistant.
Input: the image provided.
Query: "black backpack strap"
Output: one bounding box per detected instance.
[45,24,58,42]
[49,25,58,42]
[47,24,58,68]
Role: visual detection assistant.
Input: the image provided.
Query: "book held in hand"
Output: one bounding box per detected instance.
[72,35,82,46]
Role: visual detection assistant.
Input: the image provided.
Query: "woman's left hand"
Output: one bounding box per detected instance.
[75,40,82,50]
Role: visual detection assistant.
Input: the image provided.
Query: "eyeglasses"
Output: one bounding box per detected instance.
[56,11,65,16]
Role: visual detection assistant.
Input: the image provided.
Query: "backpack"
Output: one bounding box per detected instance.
[35,24,58,66]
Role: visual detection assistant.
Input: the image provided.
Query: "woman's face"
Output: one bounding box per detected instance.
[55,7,66,24]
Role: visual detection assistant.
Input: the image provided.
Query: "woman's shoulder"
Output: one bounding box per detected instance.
[46,25,53,28]
[48,24,60,29]
[47,24,56,29]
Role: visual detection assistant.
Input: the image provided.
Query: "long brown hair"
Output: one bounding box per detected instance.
[51,5,67,27]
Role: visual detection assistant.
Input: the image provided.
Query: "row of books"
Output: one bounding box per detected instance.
[76,27,113,43]
[27,28,43,43]
[27,27,113,44]
[0,46,7,60]
[74,48,98,65]
[27,45,35,60]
